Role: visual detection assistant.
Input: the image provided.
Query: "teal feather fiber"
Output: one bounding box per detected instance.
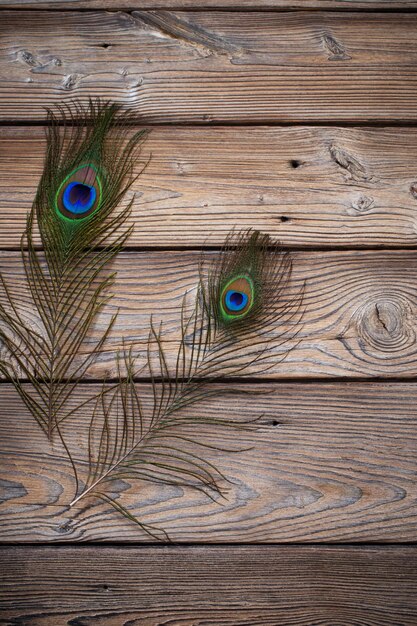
[0,99,148,440]
[68,229,303,540]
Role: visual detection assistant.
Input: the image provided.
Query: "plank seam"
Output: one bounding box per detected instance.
[3,120,417,129]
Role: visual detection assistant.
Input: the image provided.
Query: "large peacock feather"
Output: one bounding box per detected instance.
[0,99,147,439]
[69,229,303,539]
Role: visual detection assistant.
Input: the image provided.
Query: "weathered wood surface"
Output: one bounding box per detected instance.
[1,545,417,624]
[1,382,417,542]
[2,125,417,249]
[1,249,416,380]
[0,1,416,621]
[2,11,417,122]
[3,0,417,8]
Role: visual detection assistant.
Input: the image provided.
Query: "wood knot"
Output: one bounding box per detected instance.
[176,161,187,175]
[56,519,74,534]
[329,144,371,182]
[347,194,374,215]
[62,74,81,90]
[18,50,38,67]
[357,296,415,356]
[322,33,351,61]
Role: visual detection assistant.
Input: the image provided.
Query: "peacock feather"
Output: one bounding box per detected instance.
[206,229,293,332]
[197,228,304,379]
[68,229,303,539]
[0,99,147,439]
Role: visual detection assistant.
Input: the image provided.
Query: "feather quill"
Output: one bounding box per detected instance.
[0,99,147,439]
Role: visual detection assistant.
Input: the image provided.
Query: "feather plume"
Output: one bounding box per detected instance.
[69,229,303,539]
[0,99,147,439]
[200,228,304,377]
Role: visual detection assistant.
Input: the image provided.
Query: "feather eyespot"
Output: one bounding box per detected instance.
[220,275,254,319]
[56,164,102,220]
[225,290,248,312]
[63,181,97,215]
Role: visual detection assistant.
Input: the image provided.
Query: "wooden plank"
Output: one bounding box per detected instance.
[3,0,417,9]
[1,381,417,542]
[1,249,417,380]
[1,11,417,123]
[2,125,417,249]
[1,545,417,624]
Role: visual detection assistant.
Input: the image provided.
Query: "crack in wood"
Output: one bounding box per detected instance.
[375,302,390,334]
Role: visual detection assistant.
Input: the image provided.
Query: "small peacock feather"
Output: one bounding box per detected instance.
[203,229,302,357]
[0,98,148,440]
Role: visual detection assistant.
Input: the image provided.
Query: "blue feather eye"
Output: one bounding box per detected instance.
[225,290,248,312]
[220,275,254,320]
[63,182,97,215]
[56,164,101,220]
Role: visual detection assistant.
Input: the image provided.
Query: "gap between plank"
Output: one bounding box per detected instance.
[2,119,417,128]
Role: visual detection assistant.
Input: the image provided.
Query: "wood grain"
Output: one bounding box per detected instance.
[1,249,417,380]
[2,125,417,249]
[2,11,417,122]
[1,545,417,624]
[3,0,417,8]
[1,381,417,542]
[1,1,416,618]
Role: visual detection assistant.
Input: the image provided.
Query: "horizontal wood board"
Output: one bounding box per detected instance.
[1,545,417,624]
[1,11,417,122]
[3,0,417,8]
[1,248,417,380]
[1,125,417,248]
[1,381,417,542]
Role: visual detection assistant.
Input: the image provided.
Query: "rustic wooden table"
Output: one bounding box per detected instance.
[1,1,417,624]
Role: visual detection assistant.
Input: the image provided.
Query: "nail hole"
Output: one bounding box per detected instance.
[280,216,289,222]
[290,159,301,169]
[271,420,279,426]
[100,43,112,49]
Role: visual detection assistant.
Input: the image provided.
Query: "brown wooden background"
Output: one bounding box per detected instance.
[1,1,417,624]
